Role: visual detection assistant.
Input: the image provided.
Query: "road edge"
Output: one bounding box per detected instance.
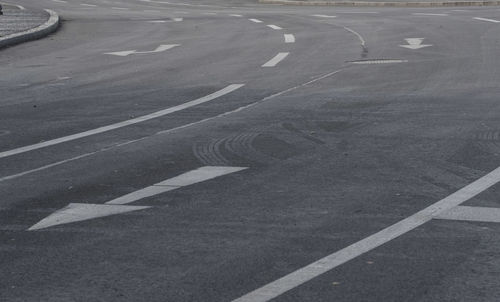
[259,0,500,6]
[0,9,60,49]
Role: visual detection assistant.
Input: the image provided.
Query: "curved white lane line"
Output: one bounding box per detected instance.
[233,166,500,302]
[0,85,244,159]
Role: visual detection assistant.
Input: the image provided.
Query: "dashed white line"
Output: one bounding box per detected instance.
[80,3,97,7]
[262,52,289,67]
[267,24,282,30]
[233,166,500,302]
[0,85,244,159]
[112,7,129,10]
[312,14,336,18]
[172,17,183,21]
[52,0,68,3]
[284,34,295,43]
[412,13,449,16]
[143,9,161,12]
[249,18,263,23]
[229,14,243,17]
[473,17,500,23]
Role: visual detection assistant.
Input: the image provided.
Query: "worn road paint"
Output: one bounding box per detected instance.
[0,84,244,159]
[435,206,500,223]
[80,3,97,7]
[107,166,248,205]
[232,166,500,302]
[312,14,336,18]
[284,34,295,43]
[262,52,289,67]
[28,204,151,231]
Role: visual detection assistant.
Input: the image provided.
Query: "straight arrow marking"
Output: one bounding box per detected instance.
[28,166,248,230]
[105,44,179,56]
[399,38,432,50]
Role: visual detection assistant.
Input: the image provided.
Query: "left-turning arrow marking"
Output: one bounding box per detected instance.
[105,44,180,56]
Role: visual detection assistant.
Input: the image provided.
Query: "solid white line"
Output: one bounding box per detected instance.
[80,3,97,7]
[106,166,248,205]
[262,52,289,67]
[249,18,263,23]
[267,24,282,30]
[473,17,500,23]
[311,14,336,18]
[0,85,244,159]
[232,166,500,302]
[435,206,500,223]
[284,34,295,43]
[412,13,449,16]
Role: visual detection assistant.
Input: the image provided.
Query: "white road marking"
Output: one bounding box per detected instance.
[412,13,449,16]
[399,38,432,50]
[107,166,248,205]
[336,11,378,14]
[144,9,161,12]
[112,7,129,10]
[52,0,68,3]
[473,17,500,23]
[148,20,167,23]
[202,12,217,15]
[435,206,500,223]
[229,14,243,17]
[28,166,247,230]
[284,34,295,43]
[28,203,151,231]
[233,166,500,302]
[267,24,282,30]
[80,3,97,7]
[14,4,26,10]
[262,52,289,67]
[343,26,366,49]
[105,44,179,56]
[350,59,408,64]
[172,17,183,21]
[249,18,263,23]
[0,84,244,159]
[312,14,336,18]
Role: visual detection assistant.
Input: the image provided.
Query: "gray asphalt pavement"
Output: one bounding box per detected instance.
[2,1,500,301]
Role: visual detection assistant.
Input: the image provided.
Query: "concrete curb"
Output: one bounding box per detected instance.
[0,9,60,49]
[259,0,500,6]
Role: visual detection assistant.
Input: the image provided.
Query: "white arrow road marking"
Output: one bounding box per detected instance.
[434,206,500,223]
[262,52,289,67]
[399,38,432,50]
[28,204,151,231]
[311,14,336,18]
[267,24,282,30]
[284,34,295,43]
[28,166,248,230]
[0,84,244,159]
[107,166,248,205]
[473,17,500,23]
[105,44,179,56]
[233,165,500,302]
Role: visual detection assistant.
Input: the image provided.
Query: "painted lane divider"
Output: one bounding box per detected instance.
[80,3,97,7]
[249,18,263,23]
[28,166,248,230]
[399,38,432,50]
[232,165,500,302]
[105,44,179,56]
[311,14,336,18]
[284,34,295,43]
[267,24,282,30]
[147,18,183,23]
[473,17,500,23]
[0,84,244,159]
[52,0,68,3]
[434,205,500,223]
[412,13,448,16]
[262,52,289,67]
[229,14,243,17]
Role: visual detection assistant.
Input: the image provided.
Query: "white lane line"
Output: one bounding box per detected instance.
[474,17,500,23]
[1,69,345,183]
[336,11,378,14]
[249,18,263,23]
[112,7,129,10]
[232,166,500,302]
[229,14,243,17]
[147,20,167,23]
[350,59,408,64]
[262,52,289,67]
[143,9,161,12]
[267,24,282,30]
[80,3,97,7]
[435,206,500,223]
[172,17,183,21]
[106,166,248,205]
[14,4,26,10]
[412,13,449,16]
[284,34,295,43]
[52,0,68,3]
[0,85,244,159]
[311,14,336,18]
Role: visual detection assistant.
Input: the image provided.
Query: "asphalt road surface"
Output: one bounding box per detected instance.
[2,1,500,301]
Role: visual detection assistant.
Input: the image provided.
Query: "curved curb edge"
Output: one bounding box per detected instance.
[0,9,60,49]
[259,0,500,6]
